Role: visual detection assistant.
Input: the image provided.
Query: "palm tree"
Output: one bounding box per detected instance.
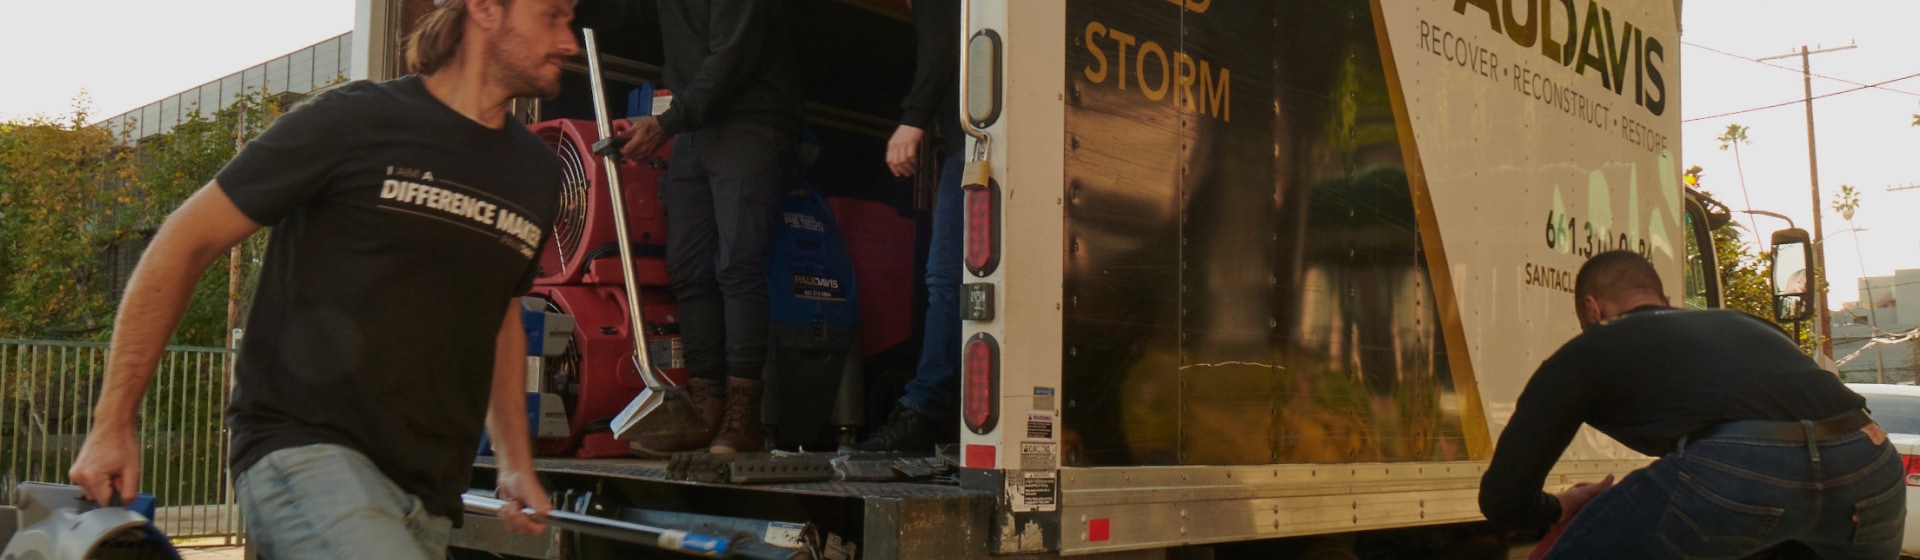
[1833,184,1861,222]
[1831,184,1887,382]
[1717,124,1760,237]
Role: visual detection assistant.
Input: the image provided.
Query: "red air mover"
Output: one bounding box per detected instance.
[527,285,687,457]
[528,118,671,287]
[826,196,916,357]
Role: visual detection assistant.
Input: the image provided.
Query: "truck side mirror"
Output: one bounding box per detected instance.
[1770,228,1814,323]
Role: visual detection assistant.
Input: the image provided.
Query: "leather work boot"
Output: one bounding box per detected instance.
[853,406,941,453]
[630,377,723,457]
[708,377,766,454]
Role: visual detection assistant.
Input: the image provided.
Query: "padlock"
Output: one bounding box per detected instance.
[962,159,991,192]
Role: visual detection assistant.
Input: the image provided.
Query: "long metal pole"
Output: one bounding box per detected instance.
[228,109,247,351]
[583,28,668,389]
[1799,46,1835,361]
[462,494,730,554]
[1759,44,1853,361]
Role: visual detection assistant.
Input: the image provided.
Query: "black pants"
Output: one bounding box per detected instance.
[662,123,796,382]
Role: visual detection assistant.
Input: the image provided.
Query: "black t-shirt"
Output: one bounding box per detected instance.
[218,76,559,521]
[1479,307,1865,531]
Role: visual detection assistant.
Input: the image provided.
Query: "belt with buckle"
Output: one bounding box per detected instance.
[1690,409,1874,443]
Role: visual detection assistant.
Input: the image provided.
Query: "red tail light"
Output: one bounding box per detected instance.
[963,333,1000,434]
[1903,455,1920,486]
[964,182,1000,276]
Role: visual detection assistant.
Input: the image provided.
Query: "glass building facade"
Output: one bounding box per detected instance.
[100,32,353,140]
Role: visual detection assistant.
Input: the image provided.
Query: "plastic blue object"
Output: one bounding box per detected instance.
[626,82,658,119]
[765,180,860,329]
[673,532,729,555]
[127,493,156,519]
[118,492,178,560]
[473,393,547,457]
[520,307,546,356]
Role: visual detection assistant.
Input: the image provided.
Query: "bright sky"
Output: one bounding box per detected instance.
[0,0,1914,310]
[0,0,353,122]
[1680,0,1920,310]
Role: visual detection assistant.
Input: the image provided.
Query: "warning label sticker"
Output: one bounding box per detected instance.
[1026,411,1055,440]
[763,521,806,549]
[1020,441,1057,470]
[1009,470,1059,513]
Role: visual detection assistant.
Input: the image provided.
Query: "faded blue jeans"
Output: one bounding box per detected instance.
[898,153,966,419]
[1545,428,1905,559]
[236,444,452,560]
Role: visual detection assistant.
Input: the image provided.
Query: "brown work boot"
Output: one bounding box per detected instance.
[708,377,765,454]
[629,377,724,457]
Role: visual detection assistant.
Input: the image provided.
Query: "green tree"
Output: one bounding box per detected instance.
[0,97,135,339]
[0,92,281,345]
[1690,176,1819,354]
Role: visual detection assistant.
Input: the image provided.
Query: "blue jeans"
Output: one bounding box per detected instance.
[1546,429,1905,560]
[236,444,452,560]
[899,153,966,419]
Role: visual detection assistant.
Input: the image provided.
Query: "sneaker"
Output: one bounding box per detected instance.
[853,406,940,453]
[708,377,766,454]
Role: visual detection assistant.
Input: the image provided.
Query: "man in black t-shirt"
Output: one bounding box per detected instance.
[1481,251,1903,559]
[70,0,579,557]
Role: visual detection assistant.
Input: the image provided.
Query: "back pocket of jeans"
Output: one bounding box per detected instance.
[1851,480,1905,546]
[1657,472,1786,556]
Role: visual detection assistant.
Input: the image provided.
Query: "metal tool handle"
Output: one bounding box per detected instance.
[464,494,730,556]
[582,28,672,390]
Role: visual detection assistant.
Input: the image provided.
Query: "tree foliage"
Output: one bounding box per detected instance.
[0,92,282,345]
[1700,188,1819,354]
[0,99,131,340]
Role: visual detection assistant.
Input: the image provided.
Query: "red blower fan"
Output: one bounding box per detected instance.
[528,118,671,287]
[527,285,687,458]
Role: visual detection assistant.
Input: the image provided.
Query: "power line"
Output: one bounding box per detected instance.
[1682,71,1920,123]
[1682,41,1920,97]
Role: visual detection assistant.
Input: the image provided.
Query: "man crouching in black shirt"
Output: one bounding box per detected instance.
[69,0,579,557]
[1481,250,1903,559]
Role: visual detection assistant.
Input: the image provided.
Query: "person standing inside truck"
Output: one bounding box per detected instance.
[854,0,963,453]
[612,0,804,454]
[68,0,576,557]
[1480,250,1903,559]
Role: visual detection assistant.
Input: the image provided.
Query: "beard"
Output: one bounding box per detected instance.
[486,23,564,99]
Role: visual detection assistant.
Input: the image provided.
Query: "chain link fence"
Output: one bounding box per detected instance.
[0,338,242,544]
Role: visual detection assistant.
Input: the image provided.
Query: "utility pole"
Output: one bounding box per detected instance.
[229,108,247,351]
[1840,227,1886,383]
[1760,43,1856,361]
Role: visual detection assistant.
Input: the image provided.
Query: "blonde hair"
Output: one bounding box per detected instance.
[405,0,491,75]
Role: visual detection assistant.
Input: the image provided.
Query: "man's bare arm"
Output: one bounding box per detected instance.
[487,299,552,534]
[70,182,262,505]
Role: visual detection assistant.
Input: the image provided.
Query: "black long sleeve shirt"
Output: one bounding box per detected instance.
[900,0,963,150]
[654,0,804,137]
[1479,307,1864,531]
